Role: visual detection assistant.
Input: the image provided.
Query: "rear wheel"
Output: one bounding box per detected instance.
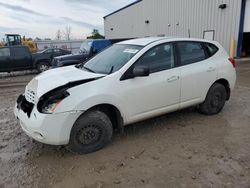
[67,110,113,154]
[199,83,227,115]
[37,62,50,73]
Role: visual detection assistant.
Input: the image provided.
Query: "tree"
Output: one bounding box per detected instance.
[55,29,62,40]
[87,29,104,39]
[63,26,72,40]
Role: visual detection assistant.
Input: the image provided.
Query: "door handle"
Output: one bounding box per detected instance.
[167,76,179,82]
[207,67,216,72]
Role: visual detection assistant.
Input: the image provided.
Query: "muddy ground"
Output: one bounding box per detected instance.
[0,62,250,188]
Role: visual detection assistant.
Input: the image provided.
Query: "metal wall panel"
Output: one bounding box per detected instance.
[104,0,242,53]
[244,0,250,32]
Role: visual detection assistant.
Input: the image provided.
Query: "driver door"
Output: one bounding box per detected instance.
[119,43,181,123]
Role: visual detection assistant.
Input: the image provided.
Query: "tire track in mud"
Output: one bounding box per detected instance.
[0,82,28,97]
[0,82,27,89]
[0,75,32,90]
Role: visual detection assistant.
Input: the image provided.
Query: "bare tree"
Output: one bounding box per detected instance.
[63,26,72,40]
[55,29,62,40]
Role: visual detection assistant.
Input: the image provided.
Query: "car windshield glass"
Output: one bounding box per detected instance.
[79,41,92,54]
[81,44,142,74]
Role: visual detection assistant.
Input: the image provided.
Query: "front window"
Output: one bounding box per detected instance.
[79,41,92,55]
[81,44,142,74]
[135,43,175,73]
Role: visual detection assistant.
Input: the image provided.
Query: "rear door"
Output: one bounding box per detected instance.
[12,47,32,69]
[177,41,217,108]
[0,47,11,71]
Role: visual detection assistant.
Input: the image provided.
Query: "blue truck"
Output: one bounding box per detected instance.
[51,39,128,68]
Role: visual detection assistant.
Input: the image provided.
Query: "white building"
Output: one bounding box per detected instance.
[104,0,250,57]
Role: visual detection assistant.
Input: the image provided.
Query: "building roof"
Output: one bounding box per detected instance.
[103,0,142,19]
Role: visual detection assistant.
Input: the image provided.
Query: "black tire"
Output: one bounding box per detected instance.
[37,62,50,73]
[67,110,113,154]
[199,83,227,115]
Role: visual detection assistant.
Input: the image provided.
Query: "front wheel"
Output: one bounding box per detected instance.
[199,83,227,115]
[37,62,50,73]
[67,110,113,154]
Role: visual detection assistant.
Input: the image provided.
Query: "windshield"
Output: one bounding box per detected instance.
[39,49,52,54]
[82,44,142,74]
[80,41,92,54]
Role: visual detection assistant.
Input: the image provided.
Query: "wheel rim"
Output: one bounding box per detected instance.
[211,92,222,108]
[39,64,49,72]
[76,125,102,145]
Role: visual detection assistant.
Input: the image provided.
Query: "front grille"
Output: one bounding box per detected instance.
[17,95,34,117]
[25,89,36,104]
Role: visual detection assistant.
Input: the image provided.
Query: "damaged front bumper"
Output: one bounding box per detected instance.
[14,95,82,145]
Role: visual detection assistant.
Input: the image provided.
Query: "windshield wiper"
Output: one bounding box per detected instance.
[83,65,95,73]
[108,66,114,74]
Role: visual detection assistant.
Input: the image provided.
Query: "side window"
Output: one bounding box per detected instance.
[54,49,60,53]
[204,43,218,57]
[135,43,175,73]
[13,48,29,59]
[0,48,10,57]
[45,49,53,54]
[177,42,206,66]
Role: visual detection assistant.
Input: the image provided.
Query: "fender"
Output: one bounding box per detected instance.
[71,94,128,124]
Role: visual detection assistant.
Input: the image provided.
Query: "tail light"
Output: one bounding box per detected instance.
[228,58,236,68]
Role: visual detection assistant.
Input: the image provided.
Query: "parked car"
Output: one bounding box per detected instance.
[0,46,71,73]
[33,48,71,71]
[35,48,71,60]
[51,39,113,68]
[14,37,236,154]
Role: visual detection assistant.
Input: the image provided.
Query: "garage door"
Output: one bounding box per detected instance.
[244,0,250,32]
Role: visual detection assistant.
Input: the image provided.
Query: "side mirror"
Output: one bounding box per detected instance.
[133,66,150,77]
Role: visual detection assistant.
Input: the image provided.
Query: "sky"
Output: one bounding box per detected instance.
[0,0,136,40]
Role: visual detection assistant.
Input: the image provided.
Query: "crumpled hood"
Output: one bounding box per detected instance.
[25,65,105,100]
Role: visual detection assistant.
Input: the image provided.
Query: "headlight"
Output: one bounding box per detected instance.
[41,99,62,114]
[37,90,69,114]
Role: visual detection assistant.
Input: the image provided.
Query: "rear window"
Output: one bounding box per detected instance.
[204,43,218,57]
[0,48,10,57]
[177,42,206,66]
[13,47,29,59]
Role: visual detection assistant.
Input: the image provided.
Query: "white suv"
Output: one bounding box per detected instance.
[14,37,236,154]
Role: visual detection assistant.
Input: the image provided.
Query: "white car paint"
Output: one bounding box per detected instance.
[14,37,236,145]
